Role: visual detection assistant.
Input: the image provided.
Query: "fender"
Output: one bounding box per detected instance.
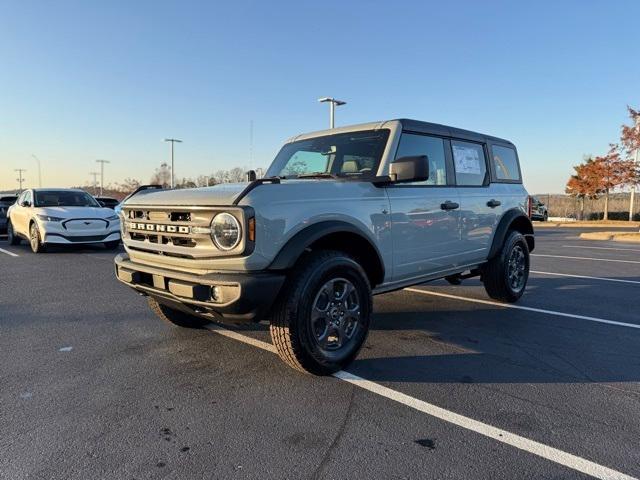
[268,220,385,279]
[488,209,535,259]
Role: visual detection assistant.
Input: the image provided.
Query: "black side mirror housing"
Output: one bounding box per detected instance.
[246,170,257,182]
[21,201,31,207]
[389,155,429,183]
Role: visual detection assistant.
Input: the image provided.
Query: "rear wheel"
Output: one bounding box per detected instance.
[29,222,46,253]
[147,297,209,328]
[543,212,548,222]
[483,230,529,303]
[7,220,20,245]
[270,250,372,375]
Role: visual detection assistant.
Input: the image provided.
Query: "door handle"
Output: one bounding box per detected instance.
[441,201,459,210]
[487,199,501,208]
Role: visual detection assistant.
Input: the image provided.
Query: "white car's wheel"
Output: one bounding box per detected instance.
[29,222,46,253]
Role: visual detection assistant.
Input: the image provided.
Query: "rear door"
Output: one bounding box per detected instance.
[452,140,499,265]
[386,132,463,282]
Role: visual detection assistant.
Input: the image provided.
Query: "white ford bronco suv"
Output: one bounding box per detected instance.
[114,119,534,375]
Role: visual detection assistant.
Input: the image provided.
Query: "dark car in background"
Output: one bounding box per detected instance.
[530,196,548,221]
[0,194,18,233]
[95,196,120,209]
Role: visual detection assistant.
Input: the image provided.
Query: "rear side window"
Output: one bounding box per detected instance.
[492,145,521,181]
[395,133,447,185]
[452,141,487,186]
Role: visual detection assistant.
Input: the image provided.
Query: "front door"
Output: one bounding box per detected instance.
[386,132,462,282]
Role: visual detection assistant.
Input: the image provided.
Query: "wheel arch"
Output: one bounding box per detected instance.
[268,221,385,288]
[488,209,535,259]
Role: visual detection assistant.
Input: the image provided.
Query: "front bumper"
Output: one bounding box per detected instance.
[114,253,285,321]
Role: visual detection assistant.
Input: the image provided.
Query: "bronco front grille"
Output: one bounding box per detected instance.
[121,206,247,259]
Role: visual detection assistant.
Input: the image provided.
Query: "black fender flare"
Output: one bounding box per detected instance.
[488,209,535,259]
[268,220,385,280]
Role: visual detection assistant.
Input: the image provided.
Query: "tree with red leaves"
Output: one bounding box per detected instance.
[566,146,637,220]
[566,156,602,220]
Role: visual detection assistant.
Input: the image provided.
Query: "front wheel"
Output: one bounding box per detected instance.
[270,250,372,375]
[482,230,529,303]
[7,220,20,245]
[29,222,46,253]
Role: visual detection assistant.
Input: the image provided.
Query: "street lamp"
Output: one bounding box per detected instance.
[318,97,346,129]
[164,138,183,188]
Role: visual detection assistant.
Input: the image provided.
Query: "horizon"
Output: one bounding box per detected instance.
[1,1,639,194]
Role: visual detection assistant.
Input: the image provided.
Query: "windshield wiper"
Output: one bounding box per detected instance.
[296,172,340,179]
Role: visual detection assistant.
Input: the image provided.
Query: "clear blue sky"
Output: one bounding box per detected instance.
[1,0,638,193]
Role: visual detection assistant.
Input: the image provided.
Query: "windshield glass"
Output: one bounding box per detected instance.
[266,129,390,179]
[34,190,100,207]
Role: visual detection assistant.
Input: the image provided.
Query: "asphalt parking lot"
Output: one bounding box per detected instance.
[1,226,639,480]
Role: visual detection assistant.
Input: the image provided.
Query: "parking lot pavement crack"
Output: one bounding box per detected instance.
[310,385,356,480]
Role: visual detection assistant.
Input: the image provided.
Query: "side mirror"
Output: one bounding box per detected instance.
[246,170,257,182]
[21,201,31,207]
[389,155,429,183]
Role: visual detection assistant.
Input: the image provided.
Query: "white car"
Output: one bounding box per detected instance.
[7,188,121,253]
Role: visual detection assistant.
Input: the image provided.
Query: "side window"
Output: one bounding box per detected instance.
[395,133,447,185]
[452,141,487,186]
[491,145,521,181]
[22,191,32,206]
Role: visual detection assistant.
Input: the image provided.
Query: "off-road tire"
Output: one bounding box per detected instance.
[7,220,20,245]
[483,230,529,303]
[148,297,209,328]
[29,222,46,253]
[104,240,120,250]
[269,250,372,375]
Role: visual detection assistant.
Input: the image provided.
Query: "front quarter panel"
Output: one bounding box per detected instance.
[241,181,392,280]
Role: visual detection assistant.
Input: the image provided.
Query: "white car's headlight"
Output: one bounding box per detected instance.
[211,212,241,250]
[36,214,63,222]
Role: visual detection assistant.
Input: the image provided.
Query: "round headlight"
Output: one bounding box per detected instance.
[211,212,241,251]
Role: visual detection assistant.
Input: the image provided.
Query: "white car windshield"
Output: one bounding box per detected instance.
[34,190,100,208]
[266,129,390,179]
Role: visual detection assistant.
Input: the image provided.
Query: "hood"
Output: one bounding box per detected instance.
[37,206,116,219]
[122,183,248,207]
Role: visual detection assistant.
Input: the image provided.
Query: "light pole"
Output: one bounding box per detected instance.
[164,138,182,188]
[31,154,42,187]
[95,159,110,196]
[629,118,640,222]
[318,97,346,129]
[15,169,26,192]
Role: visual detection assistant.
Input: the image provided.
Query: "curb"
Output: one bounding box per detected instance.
[579,232,640,243]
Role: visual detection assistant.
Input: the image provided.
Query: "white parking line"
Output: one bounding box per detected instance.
[532,254,640,265]
[204,324,637,480]
[531,270,640,285]
[404,288,640,330]
[563,245,640,253]
[0,247,19,257]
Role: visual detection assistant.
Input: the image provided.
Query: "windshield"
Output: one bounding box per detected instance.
[34,190,100,207]
[266,129,390,179]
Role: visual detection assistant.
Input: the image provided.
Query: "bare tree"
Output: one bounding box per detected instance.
[150,163,171,188]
